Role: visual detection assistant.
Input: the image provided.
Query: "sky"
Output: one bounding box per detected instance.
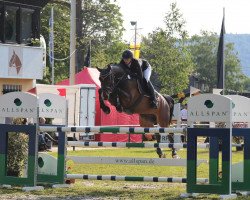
[115,0,250,42]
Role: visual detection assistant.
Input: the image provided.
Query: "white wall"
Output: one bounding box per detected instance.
[0,43,44,79]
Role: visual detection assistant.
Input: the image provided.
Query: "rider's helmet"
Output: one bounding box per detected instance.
[122,50,133,59]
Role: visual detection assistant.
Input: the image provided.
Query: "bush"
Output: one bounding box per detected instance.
[7,118,28,177]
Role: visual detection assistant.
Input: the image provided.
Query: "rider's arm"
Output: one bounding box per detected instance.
[142,60,151,71]
[142,60,152,82]
[133,59,144,82]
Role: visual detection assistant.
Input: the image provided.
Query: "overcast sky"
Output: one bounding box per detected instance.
[115,0,250,41]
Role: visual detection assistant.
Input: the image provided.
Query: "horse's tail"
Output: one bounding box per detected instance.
[163,95,174,124]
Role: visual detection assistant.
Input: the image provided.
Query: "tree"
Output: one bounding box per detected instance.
[189,31,247,92]
[40,2,71,84]
[189,31,218,90]
[91,40,128,67]
[225,43,247,92]
[242,77,250,91]
[75,0,124,71]
[141,2,194,95]
[40,0,124,83]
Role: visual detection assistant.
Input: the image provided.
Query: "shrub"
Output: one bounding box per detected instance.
[7,118,28,177]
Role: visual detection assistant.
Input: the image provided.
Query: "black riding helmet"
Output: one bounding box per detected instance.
[122,50,133,59]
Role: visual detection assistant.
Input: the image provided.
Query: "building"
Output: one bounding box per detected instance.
[0,0,49,94]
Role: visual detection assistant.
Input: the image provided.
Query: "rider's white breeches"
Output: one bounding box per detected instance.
[143,64,152,82]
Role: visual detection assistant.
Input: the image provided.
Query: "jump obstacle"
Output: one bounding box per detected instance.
[0,92,250,198]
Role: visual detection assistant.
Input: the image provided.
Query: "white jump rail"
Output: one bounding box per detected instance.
[67,156,207,166]
[66,174,208,184]
[67,141,209,149]
[39,126,185,134]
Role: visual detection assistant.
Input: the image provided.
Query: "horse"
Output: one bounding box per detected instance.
[97,63,178,158]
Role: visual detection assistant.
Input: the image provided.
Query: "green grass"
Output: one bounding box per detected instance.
[1,147,250,199]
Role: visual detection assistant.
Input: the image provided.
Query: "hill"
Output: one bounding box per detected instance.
[225,34,250,77]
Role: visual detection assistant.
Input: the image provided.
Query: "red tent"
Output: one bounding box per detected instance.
[57,67,139,126]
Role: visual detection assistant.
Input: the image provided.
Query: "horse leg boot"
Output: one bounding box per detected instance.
[168,133,180,159]
[156,147,163,158]
[147,81,158,109]
[155,133,166,158]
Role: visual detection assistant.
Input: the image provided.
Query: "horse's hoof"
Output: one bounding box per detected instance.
[172,154,181,159]
[161,153,166,158]
[158,154,166,158]
[104,107,110,114]
[116,105,123,113]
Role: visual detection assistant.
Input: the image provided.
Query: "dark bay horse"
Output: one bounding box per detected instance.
[97,64,178,158]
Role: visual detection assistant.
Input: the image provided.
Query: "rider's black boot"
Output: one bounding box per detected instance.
[148,81,158,109]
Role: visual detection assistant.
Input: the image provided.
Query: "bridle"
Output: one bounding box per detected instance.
[99,69,114,96]
[100,65,127,97]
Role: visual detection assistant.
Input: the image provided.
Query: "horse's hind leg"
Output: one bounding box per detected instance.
[139,115,165,158]
[158,103,179,158]
[167,133,180,158]
[139,114,154,141]
[155,133,166,158]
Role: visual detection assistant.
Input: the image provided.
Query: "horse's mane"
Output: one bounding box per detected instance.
[108,63,127,76]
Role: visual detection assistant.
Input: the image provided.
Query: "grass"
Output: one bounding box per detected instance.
[1,146,250,199]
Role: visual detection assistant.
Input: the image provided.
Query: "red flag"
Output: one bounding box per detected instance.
[57,88,66,97]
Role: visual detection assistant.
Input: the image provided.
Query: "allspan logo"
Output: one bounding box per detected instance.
[44,99,52,107]
[14,98,22,106]
[204,100,214,108]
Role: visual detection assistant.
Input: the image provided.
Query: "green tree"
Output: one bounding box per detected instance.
[76,0,124,71]
[225,43,247,92]
[40,3,70,84]
[141,2,194,94]
[189,31,247,92]
[242,77,250,91]
[189,31,218,90]
[91,40,128,67]
[40,0,124,83]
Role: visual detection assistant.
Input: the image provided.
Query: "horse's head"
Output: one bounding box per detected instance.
[97,65,114,100]
[97,63,130,101]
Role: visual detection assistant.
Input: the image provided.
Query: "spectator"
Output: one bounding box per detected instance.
[38,117,57,151]
[181,104,188,122]
[39,117,46,125]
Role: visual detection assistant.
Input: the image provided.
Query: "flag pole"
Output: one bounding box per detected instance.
[222,7,225,94]
[70,0,76,85]
[49,7,54,85]
[89,40,91,67]
[216,7,225,94]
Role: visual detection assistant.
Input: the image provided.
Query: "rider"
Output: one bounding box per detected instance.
[119,50,158,109]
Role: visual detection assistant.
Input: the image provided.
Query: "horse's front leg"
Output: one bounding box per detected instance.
[109,91,123,113]
[98,89,110,114]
